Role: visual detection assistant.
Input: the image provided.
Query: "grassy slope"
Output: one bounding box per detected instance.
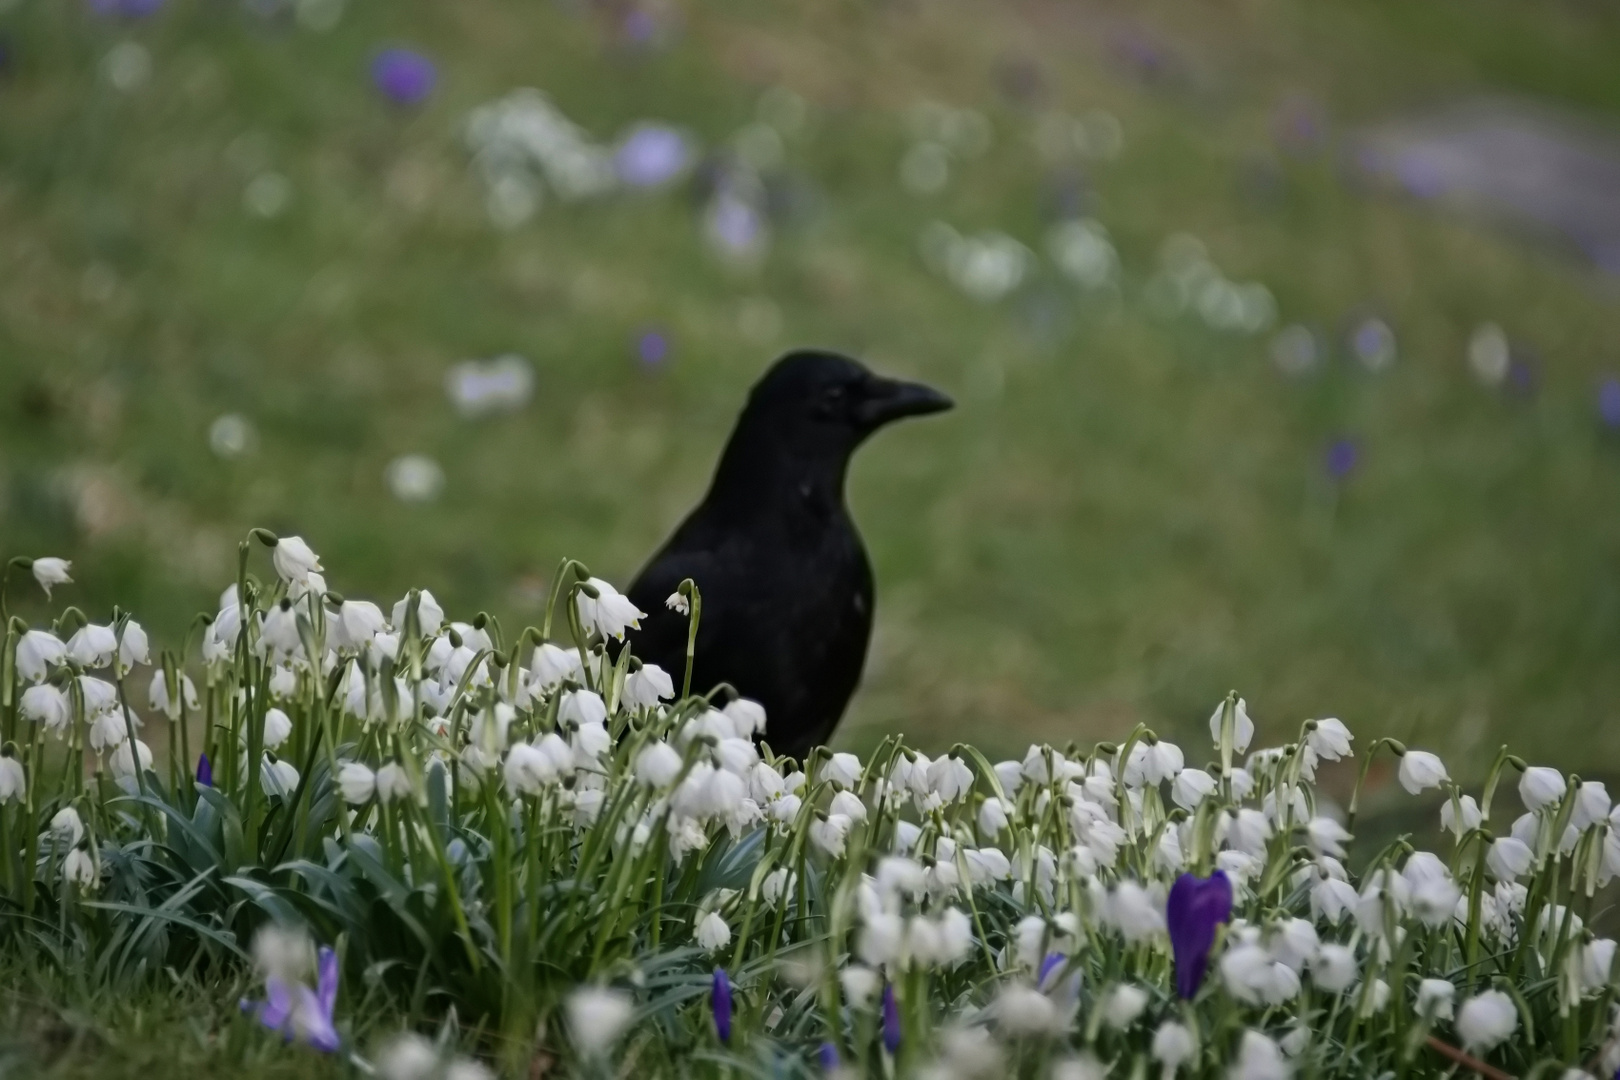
[3,0,1620,782]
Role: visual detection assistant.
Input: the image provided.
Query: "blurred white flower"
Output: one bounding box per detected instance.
[261,755,299,795]
[857,911,904,966]
[1310,944,1357,992]
[624,664,674,708]
[829,789,867,823]
[0,752,25,803]
[1581,938,1616,992]
[505,742,559,795]
[1101,984,1148,1029]
[1171,768,1217,810]
[1152,1020,1196,1073]
[839,965,880,1008]
[694,911,731,952]
[50,806,85,848]
[822,752,862,788]
[978,797,1009,836]
[376,762,412,803]
[260,707,293,750]
[1397,751,1448,795]
[1519,766,1565,813]
[16,630,67,683]
[761,867,796,906]
[1487,837,1534,881]
[21,684,71,734]
[810,813,852,858]
[560,689,608,727]
[1441,795,1483,838]
[148,669,199,719]
[1305,817,1352,858]
[566,987,634,1057]
[385,455,445,503]
[30,557,72,598]
[1455,990,1517,1052]
[992,984,1067,1036]
[67,624,117,668]
[1573,782,1611,831]
[1417,978,1455,1019]
[1209,698,1255,754]
[392,590,445,636]
[530,643,583,691]
[338,762,377,804]
[1228,1030,1289,1080]
[1104,880,1165,942]
[64,847,99,889]
[635,741,684,788]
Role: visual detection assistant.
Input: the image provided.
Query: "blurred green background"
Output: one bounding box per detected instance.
[4,0,1620,780]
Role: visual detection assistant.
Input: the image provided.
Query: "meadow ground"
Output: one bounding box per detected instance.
[4,1,1620,1068]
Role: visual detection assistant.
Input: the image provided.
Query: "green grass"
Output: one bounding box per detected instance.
[4,0,1620,785]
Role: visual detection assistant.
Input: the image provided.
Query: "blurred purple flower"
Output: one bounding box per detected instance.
[371,49,436,106]
[1324,438,1359,482]
[1166,870,1232,999]
[881,982,901,1054]
[1599,377,1620,429]
[710,967,731,1043]
[241,945,340,1051]
[636,329,670,367]
[818,1041,840,1071]
[197,752,212,787]
[1037,951,1066,988]
[705,191,766,261]
[1273,95,1326,157]
[1396,150,1449,200]
[615,124,691,188]
[621,6,658,46]
[88,0,165,18]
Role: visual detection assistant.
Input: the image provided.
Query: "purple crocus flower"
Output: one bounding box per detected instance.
[615,124,692,188]
[818,1042,840,1071]
[242,945,340,1051]
[1166,870,1233,999]
[1324,437,1359,482]
[881,982,901,1054]
[711,967,731,1043]
[196,752,212,787]
[1599,377,1620,429]
[1037,952,1066,989]
[371,49,436,106]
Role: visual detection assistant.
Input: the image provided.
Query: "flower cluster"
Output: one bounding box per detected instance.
[2,538,1618,1078]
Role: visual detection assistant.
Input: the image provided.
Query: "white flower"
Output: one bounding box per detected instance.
[1102,984,1148,1029]
[695,910,731,952]
[21,684,71,733]
[810,813,852,858]
[762,867,796,906]
[67,624,117,668]
[1171,768,1217,810]
[1124,740,1184,787]
[30,557,73,597]
[63,847,98,889]
[557,689,605,728]
[16,630,67,683]
[1573,782,1611,831]
[376,762,412,803]
[1441,795,1483,838]
[576,577,644,641]
[270,535,323,585]
[631,741,682,788]
[927,754,975,802]
[261,707,293,750]
[838,965,880,1008]
[1455,990,1517,1052]
[665,591,689,615]
[50,806,85,848]
[1310,944,1357,992]
[1227,809,1272,856]
[147,669,199,719]
[822,752,862,788]
[1209,698,1255,754]
[1411,875,1462,928]
[1306,718,1353,760]
[1486,837,1534,881]
[392,590,444,636]
[0,753,25,803]
[993,760,1023,795]
[375,1032,439,1080]
[117,621,149,671]
[1310,878,1360,926]
[505,742,559,795]
[1397,750,1448,795]
[1416,978,1455,1020]
[1221,944,1300,1005]
[260,602,303,658]
[977,796,1010,837]
[1582,938,1616,992]
[566,987,634,1057]
[992,984,1067,1037]
[1305,817,1352,858]
[722,698,767,737]
[338,762,376,804]
[1104,880,1165,942]
[829,789,868,823]
[261,755,299,795]
[109,738,153,778]
[624,664,674,708]
[1151,1020,1196,1073]
[857,912,904,966]
[1268,919,1319,972]
[1519,766,1565,812]
[331,600,387,652]
[964,846,1012,884]
[1228,1030,1290,1080]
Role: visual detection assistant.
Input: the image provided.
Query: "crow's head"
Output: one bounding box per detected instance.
[742,349,953,449]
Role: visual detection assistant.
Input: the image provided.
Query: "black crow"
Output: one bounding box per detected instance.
[625,350,953,760]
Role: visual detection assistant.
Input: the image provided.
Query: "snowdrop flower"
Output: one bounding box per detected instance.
[1582,939,1616,992]
[116,620,149,671]
[0,751,25,803]
[665,591,689,615]
[560,688,607,728]
[1305,817,1352,858]
[1227,809,1272,856]
[1102,984,1148,1028]
[67,624,117,668]
[761,867,796,906]
[337,762,376,804]
[148,669,199,719]
[993,759,1023,795]
[391,589,444,636]
[1228,1030,1289,1080]
[1519,766,1565,813]
[1105,880,1166,941]
[1125,740,1184,787]
[840,965,880,1008]
[1310,877,1360,925]
[107,738,153,779]
[1441,794,1482,838]
[722,698,766,738]
[830,789,868,823]
[822,752,862,788]
[270,536,323,585]
[89,708,139,752]
[16,630,67,683]
[567,987,634,1057]
[505,742,559,795]
[530,643,582,691]
[1573,781,1611,831]
[858,912,904,966]
[714,737,758,777]
[30,556,72,597]
[1209,697,1255,754]
[78,676,118,717]
[260,601,303,659]
[992,984,1066,1036]
[1220,943,1300,1005]
[978,796,1009,836]
[63,846,98,888]
[1171,768,1216,809]
[21,684,70,734]
[330,600,386,651]
[1152,1020,1196,1075]
[45,807,84,850]
[261,755,299,795]
[624,663,674,708]
[964,846,1012,884]
[1417,978,1455,1020]
[1455,990,1517,1052]
[1267,919,1319,972]
[1310,944,1357,992]
[261,707,293,750]
[694,910,731,952]
[1412,875,1462,928]
[635,740,684,787]
[375,761,412,803]
[1397,750,1448,795]
[927,754,975,802]
[1487,836,1534,881]
[811,813,852,858]
[576,577,644,641]
[1306,718,1353,760]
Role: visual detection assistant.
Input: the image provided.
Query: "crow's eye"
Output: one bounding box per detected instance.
[814,384,849,417]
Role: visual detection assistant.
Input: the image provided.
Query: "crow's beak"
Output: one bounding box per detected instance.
[856,377,955,429]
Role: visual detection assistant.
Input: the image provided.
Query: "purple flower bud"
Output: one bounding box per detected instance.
[1037,951,1066,989]
[636,329,670,367]
[881,982,901,1055]
[711,967,731,1043]
[615,124,692,189]
[371,48,436,106]
[196,752,212,787]
[1166,869,1233,999]
[1599,377,1620,429]
[1324,437,1359,482]
[818,1042,840,1071]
